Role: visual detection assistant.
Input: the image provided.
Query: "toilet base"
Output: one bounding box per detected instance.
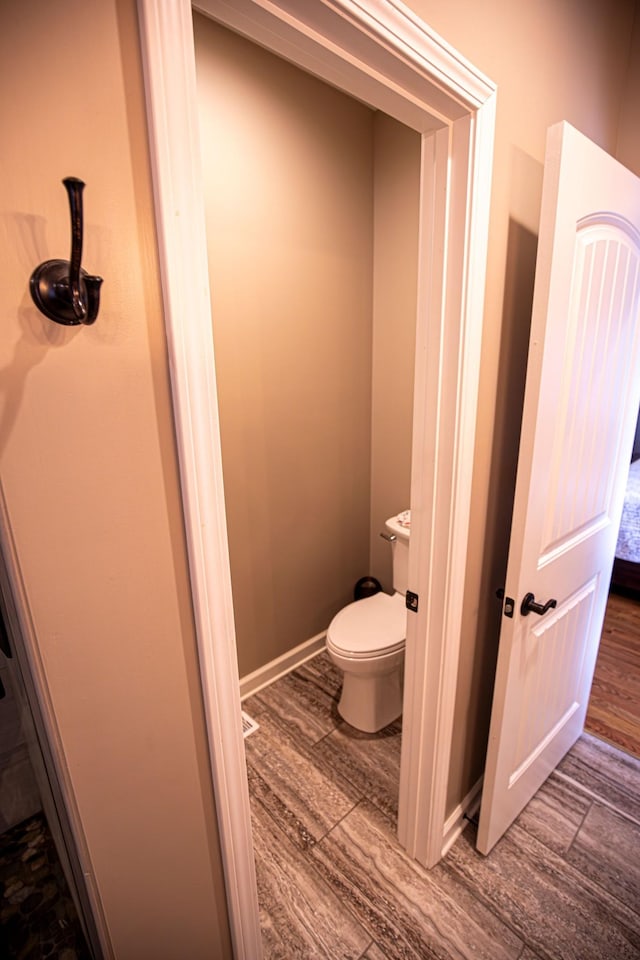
[337,663,403,733]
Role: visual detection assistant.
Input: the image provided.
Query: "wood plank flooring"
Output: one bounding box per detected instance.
[586,590,640,757]
[243,652,640,960]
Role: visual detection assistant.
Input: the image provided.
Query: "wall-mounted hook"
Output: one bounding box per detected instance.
[30,177,103,326]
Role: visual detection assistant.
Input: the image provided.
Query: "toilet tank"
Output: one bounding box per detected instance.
[384,514,410,595]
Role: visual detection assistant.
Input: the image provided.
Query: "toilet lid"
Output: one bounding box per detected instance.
[327,591,406,658]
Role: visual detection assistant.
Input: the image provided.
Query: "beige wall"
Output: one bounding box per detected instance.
[617,4,640,176]
[195,16,375,677]
[1,5,639,954]
[0,1,231,956]
[195,18,421,677]
[370,115,421,590]
[397,0,638,809]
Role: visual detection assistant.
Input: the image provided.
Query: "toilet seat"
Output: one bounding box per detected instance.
[327,591,406,659]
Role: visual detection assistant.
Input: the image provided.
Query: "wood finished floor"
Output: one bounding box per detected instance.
[244,652,640,960]
[585,590,640,758]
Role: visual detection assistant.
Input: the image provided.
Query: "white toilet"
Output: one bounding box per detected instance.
[326,513,409,733]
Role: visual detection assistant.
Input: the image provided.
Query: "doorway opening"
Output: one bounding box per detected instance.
[0,644,91,958]
[0,547,104,959]
[588,425,640,758]
[137,0,496,952]
[193,13,420,936]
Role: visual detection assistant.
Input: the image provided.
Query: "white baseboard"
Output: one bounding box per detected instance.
[441,776,483,857]
[239,632,327,700]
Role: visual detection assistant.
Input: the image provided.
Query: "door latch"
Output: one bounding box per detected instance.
[406,590,419,613]
[496,588,514,618]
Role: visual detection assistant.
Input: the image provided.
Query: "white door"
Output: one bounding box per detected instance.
[477,122,640,855]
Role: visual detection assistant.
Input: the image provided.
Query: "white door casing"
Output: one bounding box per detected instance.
[137,0,495,955]
[478,122,640,855]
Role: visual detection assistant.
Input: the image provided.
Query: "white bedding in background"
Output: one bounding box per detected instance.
[615,459,640,562]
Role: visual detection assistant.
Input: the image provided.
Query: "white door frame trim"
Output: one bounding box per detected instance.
[136,1,495,955]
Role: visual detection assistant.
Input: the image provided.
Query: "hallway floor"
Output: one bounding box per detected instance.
[0,812,90,960]
[243,651,640,960]
[586,589,640,756]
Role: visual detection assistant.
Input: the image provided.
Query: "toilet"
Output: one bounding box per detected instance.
[326,513,409,733]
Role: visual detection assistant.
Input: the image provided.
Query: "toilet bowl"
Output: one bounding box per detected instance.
[326,513,409,733]
[327,590,406,732]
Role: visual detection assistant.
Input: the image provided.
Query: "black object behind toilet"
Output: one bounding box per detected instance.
[354,576,382,601]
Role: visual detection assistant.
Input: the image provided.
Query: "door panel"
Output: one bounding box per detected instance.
[478,122,640,855]
[542,217,640,555]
